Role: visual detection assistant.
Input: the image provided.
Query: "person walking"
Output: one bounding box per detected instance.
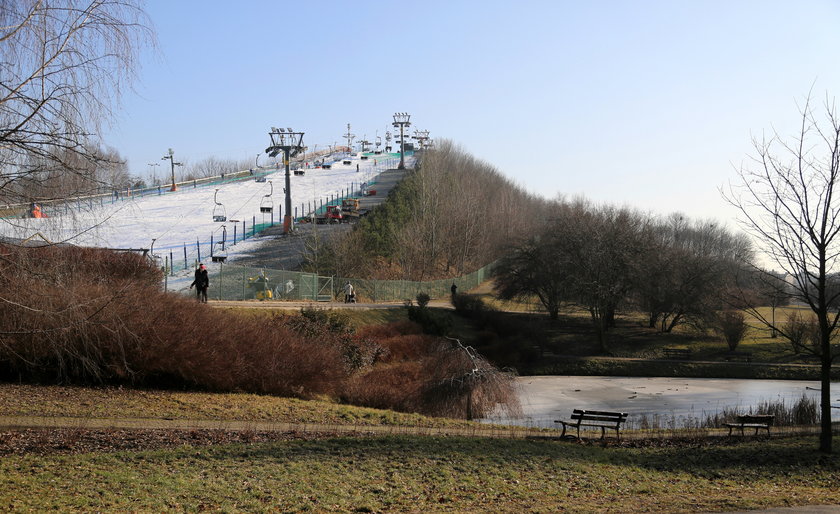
[190,263,210,303]
[343,281,355,303]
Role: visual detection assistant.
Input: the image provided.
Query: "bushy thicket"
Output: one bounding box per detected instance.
[0,244,345,397]
[0,245,519,418]
[345,321,521,419]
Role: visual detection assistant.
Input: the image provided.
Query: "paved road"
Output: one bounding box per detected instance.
[233,167,406,270]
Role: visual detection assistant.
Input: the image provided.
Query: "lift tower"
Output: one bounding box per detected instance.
[392,113,411,169]
[265,127,304,234]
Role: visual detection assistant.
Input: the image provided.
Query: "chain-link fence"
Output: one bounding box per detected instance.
[203,261,495,302]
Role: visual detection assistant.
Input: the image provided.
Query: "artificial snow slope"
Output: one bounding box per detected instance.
[0,152,407,267]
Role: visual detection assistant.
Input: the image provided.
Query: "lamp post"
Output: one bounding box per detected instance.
[147,162,160,186]
[161,148,182,192]
[265,127,304,234]
[392,112,411,169]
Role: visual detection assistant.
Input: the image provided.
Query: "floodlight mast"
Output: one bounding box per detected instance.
[344,123,355,153]
[265,127,304,234]
[392,112,411,169]
[161,148,182,192]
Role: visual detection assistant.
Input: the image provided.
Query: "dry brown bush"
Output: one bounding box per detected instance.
[0,245,345,398]
[0,246,520,418]
[343,362,425,411]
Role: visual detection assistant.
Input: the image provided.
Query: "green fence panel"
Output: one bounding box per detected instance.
[198,261,496,302]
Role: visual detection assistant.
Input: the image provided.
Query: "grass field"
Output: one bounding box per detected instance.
[3,299,838,511]
[2,433,838,512]
[0,384,475,429]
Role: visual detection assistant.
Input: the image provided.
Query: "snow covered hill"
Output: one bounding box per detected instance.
[0,152,410,271]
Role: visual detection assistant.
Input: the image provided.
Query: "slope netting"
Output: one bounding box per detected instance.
[203,261,494,302]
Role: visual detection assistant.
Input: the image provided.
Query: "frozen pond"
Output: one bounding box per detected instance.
[482,376,840,428]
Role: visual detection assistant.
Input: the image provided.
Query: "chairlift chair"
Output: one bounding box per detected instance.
[212,189,227,222]
[212,226,228,262]
[260,181,273,213]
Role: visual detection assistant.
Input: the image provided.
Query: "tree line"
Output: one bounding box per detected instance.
[493,201,753,351]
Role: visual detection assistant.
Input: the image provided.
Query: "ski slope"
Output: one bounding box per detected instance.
[0,152,409,271]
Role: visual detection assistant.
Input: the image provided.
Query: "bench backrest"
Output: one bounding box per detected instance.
[571,409,628,424]
[736,414,774,425]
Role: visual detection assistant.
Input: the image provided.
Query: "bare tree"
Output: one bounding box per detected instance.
[724,93,840,453]
[0,0,153,204]
[636,214,752,333]
[493,228,570,320]
[183,156,253,181]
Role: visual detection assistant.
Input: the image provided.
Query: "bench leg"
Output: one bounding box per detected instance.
[560,423,567,438]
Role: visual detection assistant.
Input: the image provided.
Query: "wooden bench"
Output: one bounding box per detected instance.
[725,351,753,362]
[722,414,774,436]
[663,348,691,360]
[555,409,628,440]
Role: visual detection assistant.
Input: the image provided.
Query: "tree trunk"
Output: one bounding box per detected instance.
[820,329,833,453]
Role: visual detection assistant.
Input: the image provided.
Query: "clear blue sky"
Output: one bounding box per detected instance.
[104,0,840,225]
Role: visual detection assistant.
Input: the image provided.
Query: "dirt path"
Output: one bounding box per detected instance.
[0,415,540,439]
[208,298,454,310]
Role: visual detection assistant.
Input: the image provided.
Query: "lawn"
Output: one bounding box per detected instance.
[2,434,838,512]
[0,384,475,429]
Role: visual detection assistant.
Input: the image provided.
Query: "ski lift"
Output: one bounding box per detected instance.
[255,175,267,183]
[212,189,226,222]
[212,225,227,262]
[260,181,273,213]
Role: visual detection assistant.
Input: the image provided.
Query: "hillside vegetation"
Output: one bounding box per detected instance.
[307,141,551,280]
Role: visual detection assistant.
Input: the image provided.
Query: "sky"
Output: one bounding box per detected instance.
[103,0,840,228]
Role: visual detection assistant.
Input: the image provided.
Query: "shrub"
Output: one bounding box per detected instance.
[783,311,810,354]
[0,244,346,398]
[717,311,749,351]
[451,293,488,316]
[406,304,451,336]
[415,292,430,308]
[782,311,824,355]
